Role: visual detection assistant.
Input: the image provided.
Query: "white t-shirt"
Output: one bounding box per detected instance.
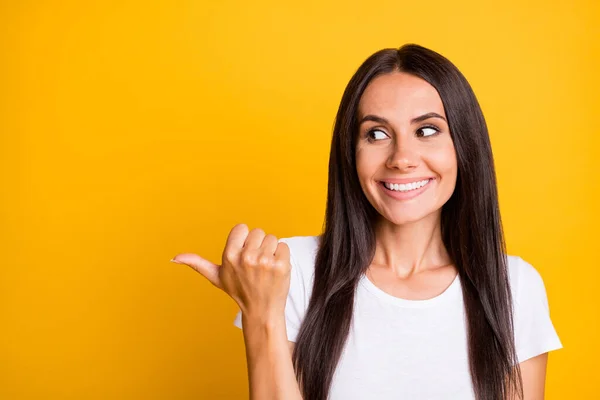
[233,236,563,399]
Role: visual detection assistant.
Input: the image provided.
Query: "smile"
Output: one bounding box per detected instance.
[382,179,431,192]
[378,178,434,200]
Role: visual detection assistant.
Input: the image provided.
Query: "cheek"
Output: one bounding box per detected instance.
[434,150,458,201]
[423,143,457,202]
[355,149,384,202]
[427,141,457,177]
[355,148,378,180]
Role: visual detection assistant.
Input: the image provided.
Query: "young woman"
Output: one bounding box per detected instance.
[172,44,562,400]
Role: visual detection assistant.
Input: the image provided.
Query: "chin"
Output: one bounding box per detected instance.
[379,206,441,226]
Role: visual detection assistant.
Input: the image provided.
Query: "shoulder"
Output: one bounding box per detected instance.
[506,255,548,308]
[506,255,544,288]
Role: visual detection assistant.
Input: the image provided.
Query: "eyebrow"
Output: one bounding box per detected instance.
[358,112,447,125]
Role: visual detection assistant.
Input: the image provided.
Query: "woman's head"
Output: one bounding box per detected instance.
[331,44,496,231]
[294,44,522,400]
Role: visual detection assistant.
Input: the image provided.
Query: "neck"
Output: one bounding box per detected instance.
[372,210,452,278]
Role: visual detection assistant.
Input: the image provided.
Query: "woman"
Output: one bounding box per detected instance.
[171,44,562,399]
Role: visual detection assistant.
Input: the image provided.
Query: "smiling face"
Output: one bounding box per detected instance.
[355,71,458,226]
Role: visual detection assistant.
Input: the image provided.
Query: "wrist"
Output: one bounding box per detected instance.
[242,312,286,333]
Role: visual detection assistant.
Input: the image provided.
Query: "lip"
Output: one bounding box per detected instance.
[378,178,434,201]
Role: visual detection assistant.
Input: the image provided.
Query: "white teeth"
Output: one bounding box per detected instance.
[384,179,430,192]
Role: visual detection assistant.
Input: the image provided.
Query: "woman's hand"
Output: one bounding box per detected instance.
[171,223,291,324]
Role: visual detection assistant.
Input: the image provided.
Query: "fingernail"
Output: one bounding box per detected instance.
[170,258,184,264]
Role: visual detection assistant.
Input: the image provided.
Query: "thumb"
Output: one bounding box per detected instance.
[171,253,221,288]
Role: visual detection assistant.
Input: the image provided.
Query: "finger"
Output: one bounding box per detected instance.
[244,228,266,250]
[225,223,250,256]
[274,241,290,262]
[171,253,221,288]
[261,234,279,255]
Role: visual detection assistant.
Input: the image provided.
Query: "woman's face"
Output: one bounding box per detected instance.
[355,71,458,226]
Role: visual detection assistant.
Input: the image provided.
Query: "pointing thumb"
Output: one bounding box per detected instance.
[171,253,221,288]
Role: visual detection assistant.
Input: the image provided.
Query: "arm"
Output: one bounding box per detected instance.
[519,353,548,400]
[243,316,302,400]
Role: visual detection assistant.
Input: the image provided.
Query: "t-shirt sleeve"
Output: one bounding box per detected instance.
[233,237,308,342]
[513,257,563,364]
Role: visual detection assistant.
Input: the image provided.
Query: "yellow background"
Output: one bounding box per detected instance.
[1,0,598,398]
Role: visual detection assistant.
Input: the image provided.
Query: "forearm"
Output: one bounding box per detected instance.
[242,315,303,400]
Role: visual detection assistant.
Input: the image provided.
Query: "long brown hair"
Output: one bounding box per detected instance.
[292,44,523,400]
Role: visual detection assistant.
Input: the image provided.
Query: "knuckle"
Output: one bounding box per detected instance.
[223,249,237,264]
[242,252,257,267]
[273,259,289,273]
[258,255,274,267]
[273,266,288,277]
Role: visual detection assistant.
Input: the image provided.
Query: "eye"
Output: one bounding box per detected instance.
[416,125,440,138]
[366,129,389,141]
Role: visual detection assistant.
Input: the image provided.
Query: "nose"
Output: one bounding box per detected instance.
[386,139,420,170]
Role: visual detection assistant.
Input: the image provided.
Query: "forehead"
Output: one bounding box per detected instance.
[358,72,446,118]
